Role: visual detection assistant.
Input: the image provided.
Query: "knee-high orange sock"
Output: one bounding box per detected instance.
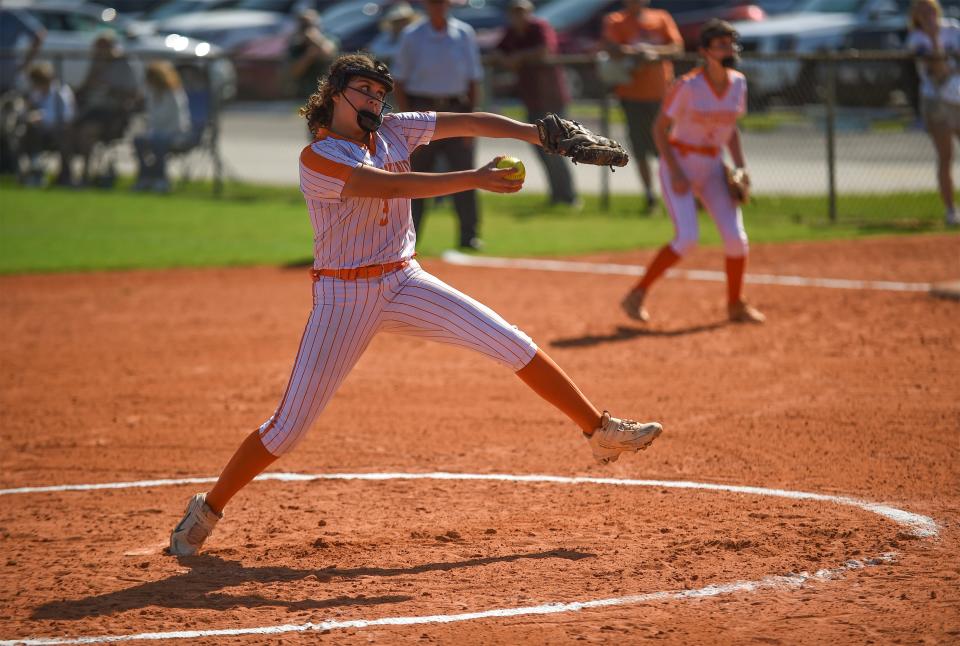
[205,429,279,515]
[635,245,681,292]
[725,255,746,305]
[515,350,602,435]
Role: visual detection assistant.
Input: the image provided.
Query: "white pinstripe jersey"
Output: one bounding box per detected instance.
[663,68,746,151]
[299,111,436,269]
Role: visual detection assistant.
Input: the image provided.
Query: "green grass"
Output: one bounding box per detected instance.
[0,178,951,274]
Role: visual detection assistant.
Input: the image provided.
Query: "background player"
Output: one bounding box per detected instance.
[169,53,663,556]
[620,19,765,325]
[907,0,960,227]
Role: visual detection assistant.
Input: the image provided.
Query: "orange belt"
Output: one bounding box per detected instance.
[310,258,411,282]
[670,139,720,157]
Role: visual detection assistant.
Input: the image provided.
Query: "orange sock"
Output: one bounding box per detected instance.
[725,255,746,305]
[205,429,279,515]
[515,350,602,434]
[635,245,681,292]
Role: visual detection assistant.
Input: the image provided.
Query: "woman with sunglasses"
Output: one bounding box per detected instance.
[168,53,663,556]
[620,19,765,325]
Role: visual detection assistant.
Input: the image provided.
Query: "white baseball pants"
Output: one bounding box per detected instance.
[660,151,749,258]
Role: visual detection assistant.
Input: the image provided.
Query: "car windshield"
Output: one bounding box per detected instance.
[144,0,241,20]
[321,0,386,29]
[751,0,804,13]
[451,6,503,29]
[535,0,612,29]
[651,0,748,10]
[234,0,295,12]
[794,0,868,12]
[28,8,119,34]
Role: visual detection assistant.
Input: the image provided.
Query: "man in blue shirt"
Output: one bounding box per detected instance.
[391,0,484,251]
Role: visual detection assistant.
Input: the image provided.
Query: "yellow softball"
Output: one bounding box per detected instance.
[496,156,526,181]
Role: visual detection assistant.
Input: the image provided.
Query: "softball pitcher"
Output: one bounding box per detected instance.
[169,53,662,556]
[620,19,765,325]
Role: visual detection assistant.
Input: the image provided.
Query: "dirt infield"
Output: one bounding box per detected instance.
[1,234,958,644]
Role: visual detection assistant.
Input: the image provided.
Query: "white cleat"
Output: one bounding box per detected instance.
[587,411,663,465]
[169,492,222,556]
[946,208,960,227]
[620,288,650,322]
[728,300,766,324]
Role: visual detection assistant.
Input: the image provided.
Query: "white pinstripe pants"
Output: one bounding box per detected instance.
[258,260,539,455]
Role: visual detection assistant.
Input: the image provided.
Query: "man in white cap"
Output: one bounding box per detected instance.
[368,2,419,62]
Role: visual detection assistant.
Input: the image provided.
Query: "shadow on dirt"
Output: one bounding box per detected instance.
[32,548,594,619]
[551,322,728,348]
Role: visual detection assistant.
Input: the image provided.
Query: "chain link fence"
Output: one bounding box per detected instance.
[3,48,954,223]
[485,51,952,222]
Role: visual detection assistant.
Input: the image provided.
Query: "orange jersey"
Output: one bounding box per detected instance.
[602,9,683,102]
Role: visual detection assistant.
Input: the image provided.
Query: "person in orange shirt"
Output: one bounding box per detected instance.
[602,0,683,212]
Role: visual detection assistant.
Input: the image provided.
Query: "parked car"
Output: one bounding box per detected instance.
[1,0,237,101]
[154,0,339,51]
[733,0,954,107]
[752,0,806,14]
[126,0,244,37]
[99,0,173,18]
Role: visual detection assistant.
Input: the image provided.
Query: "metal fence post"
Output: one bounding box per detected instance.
[599,88,611,212]
[208,58,223,197]
[824,55,838,223]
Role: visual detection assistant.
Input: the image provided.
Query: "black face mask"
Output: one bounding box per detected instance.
[721,55,739,68]
[342,92,384,133]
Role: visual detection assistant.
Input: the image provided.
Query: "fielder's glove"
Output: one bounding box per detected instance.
[536,114,629,169]
[725,165,750,204]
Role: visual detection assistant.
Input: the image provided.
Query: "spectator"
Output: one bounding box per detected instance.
[0,8,45,96]
[907,0,960,227]
[602,0,683,212]
[16,62,75,187]
[288,9,338,101]
[367,2,419,63]
[133,61,191,193]
[392,0,484,251]
[68,32,140,186]
[494,0,578,208]
[0,8,45,175]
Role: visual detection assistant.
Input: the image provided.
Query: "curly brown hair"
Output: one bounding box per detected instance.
[299,53,381,137]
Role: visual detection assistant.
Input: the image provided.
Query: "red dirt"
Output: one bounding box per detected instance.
[1,234,958,644]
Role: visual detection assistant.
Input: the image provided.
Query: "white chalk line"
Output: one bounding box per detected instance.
[0,472,938,645]
[0,472,938,539]
[440,250,933,293]
[0,554,901,646]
